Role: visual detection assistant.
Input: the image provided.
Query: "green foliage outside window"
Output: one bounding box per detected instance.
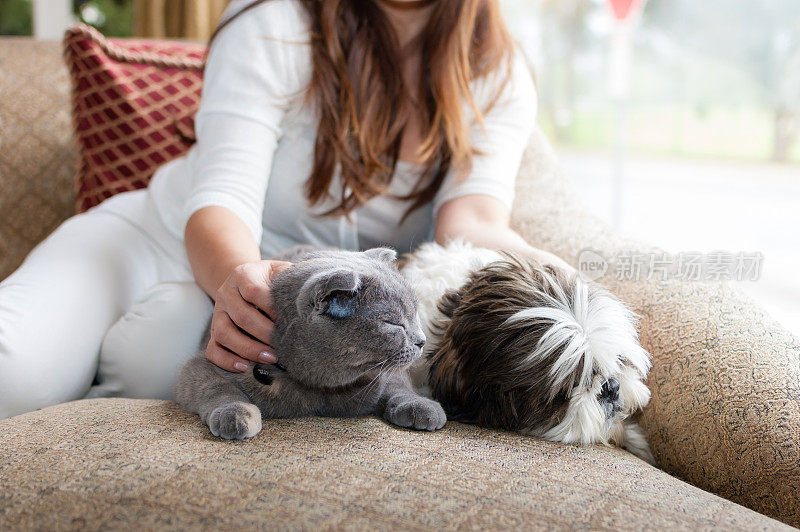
[0,0,32,35]
[0,0,132,37]
[74,0,133,37]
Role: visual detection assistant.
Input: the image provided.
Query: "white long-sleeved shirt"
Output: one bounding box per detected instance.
[148,0,537,257]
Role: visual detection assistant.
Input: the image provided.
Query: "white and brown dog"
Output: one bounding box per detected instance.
[400,240,654,463]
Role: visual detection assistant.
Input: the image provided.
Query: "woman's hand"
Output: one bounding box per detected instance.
[206,259,291,372]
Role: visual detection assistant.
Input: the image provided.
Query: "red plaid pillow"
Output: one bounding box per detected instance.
[63,24,207,213]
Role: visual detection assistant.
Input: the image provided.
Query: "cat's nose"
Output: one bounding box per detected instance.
[412,331,426,350]
[411,315,426,350]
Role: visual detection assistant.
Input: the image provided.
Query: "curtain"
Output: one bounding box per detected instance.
[133,0,229,41]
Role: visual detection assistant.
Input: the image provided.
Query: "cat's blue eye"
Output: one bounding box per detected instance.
[325,296,357,319]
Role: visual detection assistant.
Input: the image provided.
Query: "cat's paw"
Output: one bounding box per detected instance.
[384,395,446,431]
[207,402,263,440]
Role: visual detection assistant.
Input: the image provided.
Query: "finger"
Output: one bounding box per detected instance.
[268,260,292,274]
[225,296,275,345]
[239,261,292,318]
[205,339,251,373]
[214,311,276,364]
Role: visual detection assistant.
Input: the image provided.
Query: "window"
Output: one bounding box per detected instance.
[504,0,800,335]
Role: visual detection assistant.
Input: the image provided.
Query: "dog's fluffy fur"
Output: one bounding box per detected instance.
[400,240,655,464]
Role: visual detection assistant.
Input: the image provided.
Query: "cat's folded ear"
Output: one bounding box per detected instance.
[363,247,397,263]
[298,269,361,317]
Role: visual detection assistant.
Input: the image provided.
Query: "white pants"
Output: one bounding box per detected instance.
[0,190,214,419]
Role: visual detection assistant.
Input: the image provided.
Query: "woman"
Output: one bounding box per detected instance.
[0,0,568,419]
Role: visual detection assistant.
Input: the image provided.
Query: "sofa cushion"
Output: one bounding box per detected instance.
[0,398,791,530]
[63,24,205,213]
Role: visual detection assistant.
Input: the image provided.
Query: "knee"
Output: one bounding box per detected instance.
[0,310,86,419]
[0,336,60,419]
[0,281,102,419]
[99,282,213,400]
[0,363,50,420]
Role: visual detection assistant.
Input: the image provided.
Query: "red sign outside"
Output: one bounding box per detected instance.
[607,0,643,20]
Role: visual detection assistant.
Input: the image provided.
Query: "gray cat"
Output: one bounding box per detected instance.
[175,246,447,440]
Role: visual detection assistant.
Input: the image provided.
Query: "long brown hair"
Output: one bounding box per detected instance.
[208,0,514,219]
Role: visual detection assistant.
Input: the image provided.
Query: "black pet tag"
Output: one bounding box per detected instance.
[253,364,274,385]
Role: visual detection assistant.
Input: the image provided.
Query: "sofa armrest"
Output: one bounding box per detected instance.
[0,39,77,281]
[510,127,800,528]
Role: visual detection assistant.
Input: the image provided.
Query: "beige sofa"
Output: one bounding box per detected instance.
[1,38,799,530]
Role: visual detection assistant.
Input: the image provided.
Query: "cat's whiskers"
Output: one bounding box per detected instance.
[351,362,386,400]
[355,356,408,411]
[363,359,390,372]
[351,360,391,409]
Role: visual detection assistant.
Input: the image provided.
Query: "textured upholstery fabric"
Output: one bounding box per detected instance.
[510,132,800,527]
[0,39,76,280]
[0,399,793,531]
[63,24,204,213]
[1,38,799,529]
